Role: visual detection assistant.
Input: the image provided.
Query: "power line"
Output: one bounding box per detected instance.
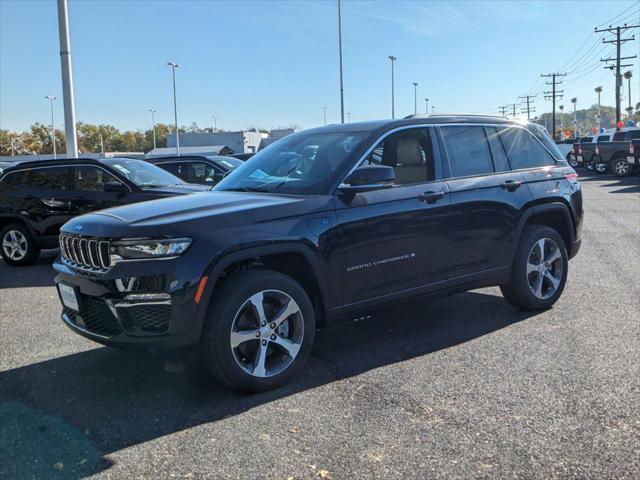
[596,1,639,28]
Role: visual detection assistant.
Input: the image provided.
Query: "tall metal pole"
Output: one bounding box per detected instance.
[56,0,78,158]
[212,115,217,131]
[44,96,57,159]
[322,106,327,126]
[425,98,429,114]
[149,109,157,150]
[388,56,396,119]
[337,0,345,124]
[595,86,602,131]
[571,98,577,139]
[347,112,351,123]
[431,105,435,114]
[412,82,418,115]
[167,62,180,155]
[624,70,633,117]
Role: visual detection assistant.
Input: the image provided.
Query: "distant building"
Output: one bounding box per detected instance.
[145,145,233,158]
[167,131,267,154]
[259,128,294,150]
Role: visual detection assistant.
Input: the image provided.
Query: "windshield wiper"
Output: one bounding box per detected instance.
[220,187,271,193]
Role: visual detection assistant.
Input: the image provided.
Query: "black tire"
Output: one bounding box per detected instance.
[567,154,579,168]
[0,223,40,266]
[611,155,632,177]
[200,269,316,392]
[500,225,568,310]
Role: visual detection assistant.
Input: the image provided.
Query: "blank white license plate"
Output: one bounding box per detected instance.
[577,156,583,162]
[627,156,636,164]
[59,283,79,312]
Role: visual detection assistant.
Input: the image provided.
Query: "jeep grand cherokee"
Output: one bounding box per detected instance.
[54,115,583,392]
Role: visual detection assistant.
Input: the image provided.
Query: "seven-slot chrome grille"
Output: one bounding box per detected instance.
[59,233,111,271]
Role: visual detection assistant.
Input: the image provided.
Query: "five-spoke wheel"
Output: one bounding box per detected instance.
[0,223,39,266]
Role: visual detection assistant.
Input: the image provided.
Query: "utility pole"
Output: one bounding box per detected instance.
[596,23,639,130]
[337,0,345,124]
[542,72,566,139]
[44,95,57,159]
[149,109,157,150]
[412,82,418,115]
[519,95,536,120]
[167,62,180,155]
[498,105,508,116]
[425,98,429,114]
[388,56,397,119]
[56,0,78,158]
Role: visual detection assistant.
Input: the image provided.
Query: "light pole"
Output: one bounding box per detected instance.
[623,71,633,118]
[559,104,564,129]
[322,106,327,126]
[167,62,181,155]
[148,109,157,150]
[412,82,418,115]
[347,112,351,123]
[388,56,397,119]
[44,95,58,159]
[431,105,435,114]
[425,98,429,114]
[337,0,345,124]
[571,98,577,139]
[212,115,217,132]
[56,0,78,158]
[595,86,602,131]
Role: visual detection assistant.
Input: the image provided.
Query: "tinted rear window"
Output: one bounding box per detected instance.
[499,127,556,170]
[8,167,70,190]
[441,126,495,177]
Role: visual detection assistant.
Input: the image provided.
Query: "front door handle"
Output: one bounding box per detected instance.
[501,180,523,192]
[418,191,445,204]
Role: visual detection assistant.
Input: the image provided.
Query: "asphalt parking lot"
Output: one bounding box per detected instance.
[1,174,638,479]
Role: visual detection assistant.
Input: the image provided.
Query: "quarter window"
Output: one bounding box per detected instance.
[74,166,121,191]
[441,126,494,177]
[363,128,434,185]
[498,127,556,170]
[485,127,511,172]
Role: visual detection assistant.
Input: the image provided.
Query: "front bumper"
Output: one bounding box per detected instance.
[54,257,207,351]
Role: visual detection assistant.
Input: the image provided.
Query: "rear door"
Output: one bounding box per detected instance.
[439,125,532,285]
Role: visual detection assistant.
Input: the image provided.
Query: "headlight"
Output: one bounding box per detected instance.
[110,238,192,262]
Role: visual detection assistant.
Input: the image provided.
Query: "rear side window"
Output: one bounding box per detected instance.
[73,166,121,191]
[628,131,640,140]
[485,127,510,172]
[597,136,609,142]
[441,126,494,177]
[11,167,70,190]
[498,127,556,170]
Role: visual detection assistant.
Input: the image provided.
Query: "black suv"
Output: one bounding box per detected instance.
[54,115,583,392]
[0,157,209,265]
[145,155,243,186]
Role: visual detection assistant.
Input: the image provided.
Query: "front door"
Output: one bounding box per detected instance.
[68,165,132,216]
[334,126,450,309]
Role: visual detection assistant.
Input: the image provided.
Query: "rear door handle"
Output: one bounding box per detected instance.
[501,180,523,192]
[418,191,445,203]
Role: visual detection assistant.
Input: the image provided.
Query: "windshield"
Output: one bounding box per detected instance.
[208,156,242,170]
[214,131,368,194]
[102,158,183,188]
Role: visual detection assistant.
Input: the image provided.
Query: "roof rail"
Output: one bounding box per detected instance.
[403,113,510,120]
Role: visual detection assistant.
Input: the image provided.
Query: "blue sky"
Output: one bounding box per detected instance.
[1,0,639,133]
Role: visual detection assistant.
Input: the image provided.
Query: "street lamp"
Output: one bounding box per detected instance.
[337,0,345,124]
[167,62,181,155]
[388,56,397,119]
[322,106,327,126]
[559,104,564,129]
[412,82,418,115]
[148,109,157,150]
[595,86,603,130]
[623,71,633,118]
[425,98,429,114]
[431,105,435,114]
[212,115,217,132]
[44,95,58,159]
[570,98,577,139]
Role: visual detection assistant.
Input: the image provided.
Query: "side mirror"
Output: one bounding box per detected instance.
[339,165,395,193]
[104,182,127,193]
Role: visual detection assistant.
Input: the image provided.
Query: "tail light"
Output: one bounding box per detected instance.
[564,172,578,180]
[630,142,635,155]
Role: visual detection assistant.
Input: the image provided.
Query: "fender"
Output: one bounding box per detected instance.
[510,202,576,265]
[191,241,331,337]
[0,214,40,239]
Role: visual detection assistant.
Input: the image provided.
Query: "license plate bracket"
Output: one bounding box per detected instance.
[58,283,80,312]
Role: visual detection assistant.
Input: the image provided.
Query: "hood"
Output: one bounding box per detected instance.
[62,191,330,238]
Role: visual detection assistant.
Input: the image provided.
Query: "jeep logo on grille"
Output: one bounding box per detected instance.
[74,224,84,232]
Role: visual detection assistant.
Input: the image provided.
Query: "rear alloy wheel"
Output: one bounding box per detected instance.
[201,269,315,392]
[501,226,568,310]
[612,156,632,177]
[0,223,40,266]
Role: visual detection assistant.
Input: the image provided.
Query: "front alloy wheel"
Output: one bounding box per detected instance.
[0,223,40,266]
[2,229,28,262]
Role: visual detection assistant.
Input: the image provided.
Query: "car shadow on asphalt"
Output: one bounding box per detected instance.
[0,251,58,289]
[0,290,539,478]
[576,172,640,193]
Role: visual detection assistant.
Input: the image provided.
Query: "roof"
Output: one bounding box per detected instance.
[0,156,140,174]
[145,145,233,157]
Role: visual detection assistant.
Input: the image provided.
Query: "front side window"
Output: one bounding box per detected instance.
[14,167,69,190]
[499,127,556,170]
[441,126,494,177]
[74,166,120,191]
[360,128,434,185]
[215,131,367,194]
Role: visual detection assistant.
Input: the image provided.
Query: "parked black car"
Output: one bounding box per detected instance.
[145,155,243,185]
[0,157,208,265]
[54,115,583,392]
